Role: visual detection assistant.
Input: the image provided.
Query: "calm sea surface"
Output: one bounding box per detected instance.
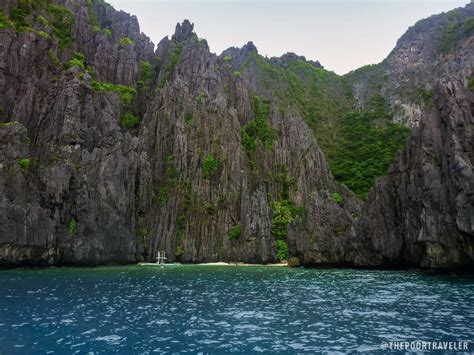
[0,265,473,353]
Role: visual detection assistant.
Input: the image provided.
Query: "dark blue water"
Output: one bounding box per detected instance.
[0,266,473,353]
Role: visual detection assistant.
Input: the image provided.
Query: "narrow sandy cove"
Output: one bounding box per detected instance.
[138,262,288,267]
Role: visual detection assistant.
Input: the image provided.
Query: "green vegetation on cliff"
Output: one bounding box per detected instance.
[160,42,183,87]
[241,95,274,164]
[67,219,77,234]
[228,225,241,241]
[330,96,411,199]
[86,0,100,32]
[18,158,31,174]
[330,192,343,204]
[152,155,182,208]
[244,55,410,200]
[271,200,303,261]
[8,0,41,32]
[91,81,136,105]
[0,11,10,31]
[118,37,134,46]
[121,113,140,128]
[251,54,352,160]
[439,9,474,52]
[1,1,74,48]
[65,52,86,70]
[202,154,220,179]
[91,81,139,128]
[138,61,154,90]
[46,3,74,48]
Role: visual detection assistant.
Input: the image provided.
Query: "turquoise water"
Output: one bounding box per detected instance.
[0,266,473,353]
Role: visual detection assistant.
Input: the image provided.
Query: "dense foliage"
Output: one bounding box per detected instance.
[228,225,241,241]
[271,200,303,261]
[276,240,288,261]
[252,54,353,160]
[118,37,134,46]
[202,154,220,179]
[330,96,411,199]
[138,61,154,90]
[246,55,411,199]
[91,81,136,105]
[1,1,74,48]
[439,9,474,52]
[241,95,274,163]
[18,158,31,174]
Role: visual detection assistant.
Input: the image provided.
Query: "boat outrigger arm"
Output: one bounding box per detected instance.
[138,250,181,267]
[156,251,167,265]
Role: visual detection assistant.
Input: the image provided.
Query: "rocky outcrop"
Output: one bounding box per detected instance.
[0,0,472,270]
[221,41,258,68]
[0,0,153,265]
[346,2,473,127]
[0,0,360,266]
[270,52,323,69]
[355,80,474,269]
[136,27,360,263]
[172,19,194,42]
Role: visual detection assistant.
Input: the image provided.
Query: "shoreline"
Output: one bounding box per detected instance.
[138,261,288,267]
[200,261,288,267]
[1,262,473,275]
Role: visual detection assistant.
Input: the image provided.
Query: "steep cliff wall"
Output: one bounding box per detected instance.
[0,0,154,265]
[346,2,473,127]
[355,80,473,269]
[0,3,360,265]
[342,2,474,269]
[0,0,472,269]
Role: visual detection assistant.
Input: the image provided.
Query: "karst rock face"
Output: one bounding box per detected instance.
[0,0,360,266]
[0,0,155,265]
[0,0,472,269]
[345,2,474,269]
[355,80,474,269]
[347,2,473,127]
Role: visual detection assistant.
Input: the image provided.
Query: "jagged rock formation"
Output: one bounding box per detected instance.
[126,15,361,264]
[354,80,474,269]
[0,0,359,266]
[346,2,473,127]
[270,52,323,69]
[0,0,154,265]
[340,2,474,269]
[0,0,472,269]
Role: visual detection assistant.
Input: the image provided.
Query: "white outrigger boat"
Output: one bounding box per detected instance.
[138,251,181,267]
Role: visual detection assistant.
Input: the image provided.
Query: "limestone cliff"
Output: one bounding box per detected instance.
[0,2,359,265]
[346,2,473,127]
[0,0,472,269]
[353,80,473,269]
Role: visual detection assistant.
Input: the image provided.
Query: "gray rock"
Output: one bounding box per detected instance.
[0,0,472,271]
[172,20,194,42]
[355,80,474,269]
[269,52,323,69]
[346,2,473,127]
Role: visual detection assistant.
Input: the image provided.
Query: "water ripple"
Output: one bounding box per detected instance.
[0,266,473,353]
